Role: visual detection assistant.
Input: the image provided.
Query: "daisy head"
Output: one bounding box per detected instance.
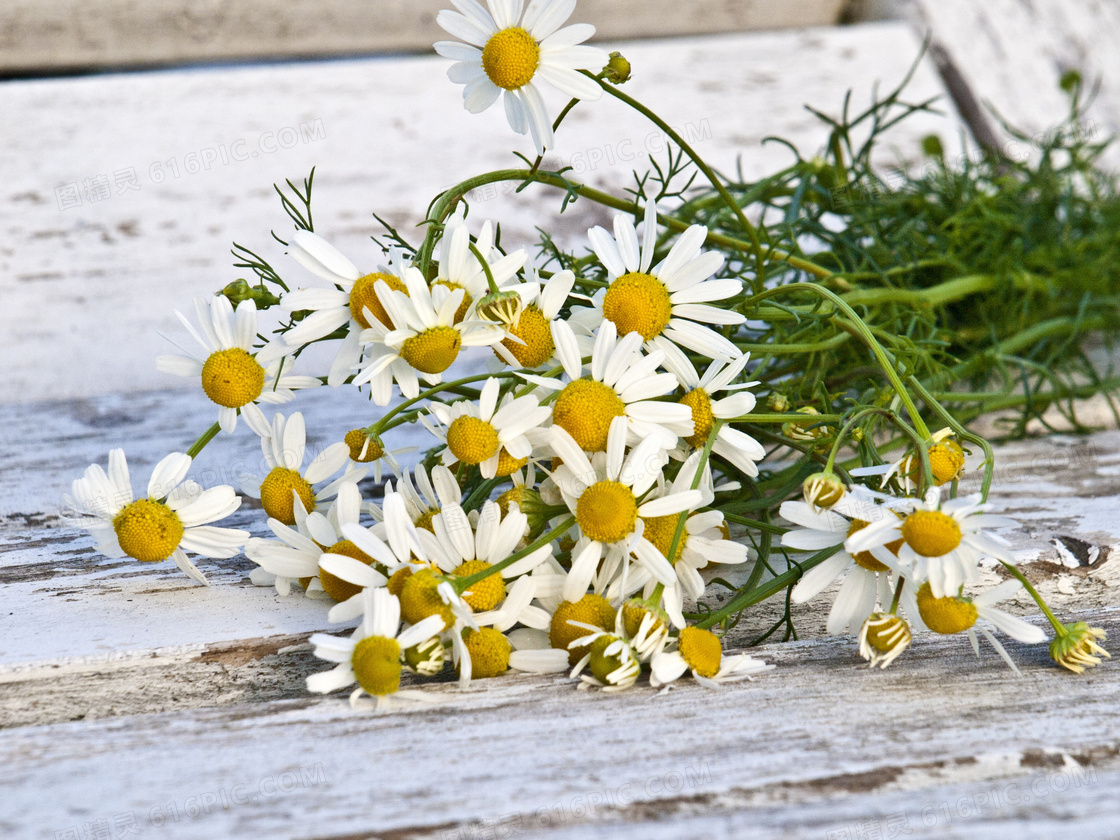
[156,295,319,434]
[573,198,745,372]
[649,626,773,689]
[66,449,247,585]
[435,0,608,152]
[306,587,447,712]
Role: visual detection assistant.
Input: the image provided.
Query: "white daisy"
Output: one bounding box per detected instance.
[571,198,746,371]
[306,588,447,712]
[650,626,774,689]
[421,377,550,478]
[239,411,359,526]
[671,354,766,477]
[155,296,319,435]
[352,268,505,405]
[66,449,247,586]
[435,0,608,152]
[521,319,694,451]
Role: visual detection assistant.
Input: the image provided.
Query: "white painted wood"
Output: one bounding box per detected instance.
[0,0,846,73]
[0,23,962,404]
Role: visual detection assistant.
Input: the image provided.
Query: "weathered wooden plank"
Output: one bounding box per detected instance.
[1,608,1117,840]
[0,0,848,74]
[1,23,962,404]
[900,0,1120,168]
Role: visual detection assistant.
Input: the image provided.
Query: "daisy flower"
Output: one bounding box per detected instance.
[239,411,359,525]
[66,449,247,586]
[549,416,704,602]
[156,296,319,435]
[306,587,447,712]
[571,198,746,372]
[672,354,766,478]
[914,579,1047,673]
[282,231,412,387]
[845,487,1020,600]
[491,264,576,369]
[421,377,550,478]
[435,0,608,152]
[352,268,505,405]
[649,626,773,689]
[521,320,694,451]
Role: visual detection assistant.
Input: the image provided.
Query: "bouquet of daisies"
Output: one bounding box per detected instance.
[67,0,1111,711]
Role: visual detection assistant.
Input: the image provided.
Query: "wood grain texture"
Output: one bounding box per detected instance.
[1,23,961,404]
[0,0,846,73]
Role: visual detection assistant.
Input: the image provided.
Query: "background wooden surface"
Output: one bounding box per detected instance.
[4,4,1120,839]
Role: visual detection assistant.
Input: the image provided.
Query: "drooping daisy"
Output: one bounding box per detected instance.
[435,0,608,152]
[156,296,319,435]
[846,487,1020,600]
[66,449,247,585]
[914,579,1047,673]
[432,214,527,323]
[306,587,447,712]
[521,320,694,451]
[421,377,550,478]
[650,626,774,689]
[491,265,576,369]
[239,411,359,525]
[672,354,766,478]
[571,198,746,371]
[549,416,704,601]
[282,231,413,387]
[352,268,506,405]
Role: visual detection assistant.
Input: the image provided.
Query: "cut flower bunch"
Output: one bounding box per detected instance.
[68,0,1118,709]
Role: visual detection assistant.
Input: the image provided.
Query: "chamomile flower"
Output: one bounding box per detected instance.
[432,214,527,323]
[66,449,247,586]
[671,354,766,477]
[422,378,550,478]
[491,264,576,369]
[306,587,447,712]
[353,268,505,405]
[649,626,773,689]
[846,487,1020,600]
[156,296,319,435]
[435,0,608,152]
[282,231,412,387]
[549,417,704,601]
[521,320,694,451]
[914,579,1047,673]
[239,411,359,525]
[572,198,745,371]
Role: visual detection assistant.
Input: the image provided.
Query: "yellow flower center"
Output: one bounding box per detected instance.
[576,480,638,544]
[350,271,407,329]
[550,594,616,665]
[350,634,402,696]
[460,627,511,679]
[446,416,500,465]
[399,568,454,630]
[494,449,528,478]
[400,326,462,374]
[846,519,900,573]
[344,429,384,463]
[588,634,627,684]
[679,388,714,448]
[864,613,911,653]
[200,348,264,408]
[454,560,506,611]
[677,626,722,677]
[433,280,473,324]
[601,271,673,341]
[640,513,685,565]
[901,510,962,557]
[481,27,540,91]
[552,379,625,452]
[498,303,554,368]
[916,582,977,635]
[113,499,184,562]
[259,467,315,526]
[319,539,383,603]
